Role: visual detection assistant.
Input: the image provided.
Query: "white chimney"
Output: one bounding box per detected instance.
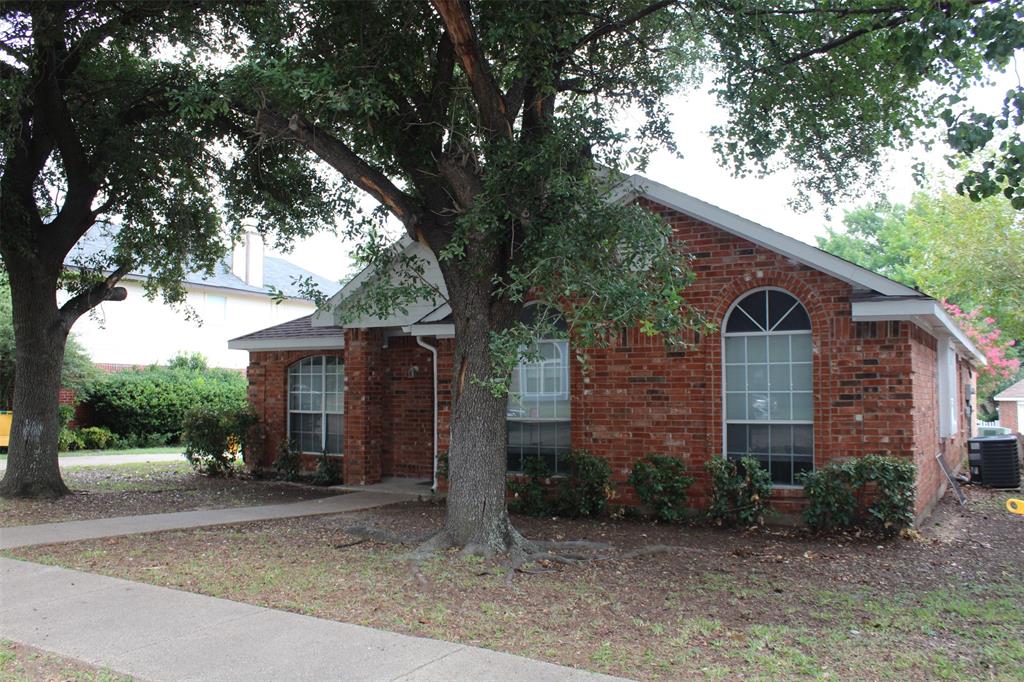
[231,229,264,288]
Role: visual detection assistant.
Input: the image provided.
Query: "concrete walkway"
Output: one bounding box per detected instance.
[0,491,402,550]
[0,452,185,470]
[0,558,626,681]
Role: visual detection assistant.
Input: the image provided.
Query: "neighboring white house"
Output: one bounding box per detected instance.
[62,230,339,369]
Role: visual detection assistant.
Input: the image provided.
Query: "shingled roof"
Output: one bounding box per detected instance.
[994,378,1024,402]
[228,315,344,351]
[66,228,339,301]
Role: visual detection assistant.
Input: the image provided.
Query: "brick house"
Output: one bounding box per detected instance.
[230,175,985,521]
[994,378,1024,433]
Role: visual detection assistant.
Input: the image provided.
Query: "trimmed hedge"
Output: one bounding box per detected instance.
[798,455,916,535]
[88,362,247,442]
[628,455,694,523]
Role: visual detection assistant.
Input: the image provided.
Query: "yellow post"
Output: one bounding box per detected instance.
[0,411,11,448]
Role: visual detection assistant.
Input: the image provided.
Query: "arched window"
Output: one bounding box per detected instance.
[507,305,571,475]
[723,289,812,485]
[288,355,344,454]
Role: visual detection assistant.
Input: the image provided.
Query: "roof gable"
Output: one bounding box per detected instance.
[612,175,922,298]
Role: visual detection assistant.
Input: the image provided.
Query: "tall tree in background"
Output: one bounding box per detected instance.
[0,2,339,498]
[818,189,1024,341]
[216,0,1022,555]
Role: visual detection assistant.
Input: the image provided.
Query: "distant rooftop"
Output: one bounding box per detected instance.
[994,377,1024,402]
[65,227,339,301]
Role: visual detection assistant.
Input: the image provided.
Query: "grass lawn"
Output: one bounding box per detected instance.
[0,461,337,527]
[0,446,181,460]
[0,639,132,681]
[9,485,1022,681]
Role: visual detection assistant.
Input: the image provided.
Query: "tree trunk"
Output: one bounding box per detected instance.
[437,276,524,554]
[0,266,71,498]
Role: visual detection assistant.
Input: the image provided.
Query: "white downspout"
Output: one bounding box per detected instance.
[416,336,439,492]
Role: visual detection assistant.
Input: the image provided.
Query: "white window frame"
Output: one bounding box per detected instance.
[287,355,344,455]
[512,339,570,405]
[937,337,958,438]
[721,286,814,487]
[507,304,572,474]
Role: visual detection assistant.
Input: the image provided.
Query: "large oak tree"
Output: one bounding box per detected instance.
[0,2,339,497]
[218,0,1023,556]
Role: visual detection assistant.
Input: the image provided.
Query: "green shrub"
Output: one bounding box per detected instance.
[508,456,551,517]
[57,404,81,451]
[78,426,115,450]
[311,451,341,486]
[182,407,257,477]
[798,455,916,535]
[553,450,615,518]
[87,355,247,441]
[58,426,84,452]
[706,456,773,526]
[274,439,302,482]
[628,455,694,523]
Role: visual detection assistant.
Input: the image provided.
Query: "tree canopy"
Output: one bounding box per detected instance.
[199,0,1024,553]
[0,1,340,498]
[818,188,1024,341]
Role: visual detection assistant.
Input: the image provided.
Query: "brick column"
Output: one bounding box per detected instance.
[344,328,385,484]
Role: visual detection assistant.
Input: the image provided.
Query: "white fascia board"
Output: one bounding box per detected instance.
[227,337,345,352]
[851,299,986,366]
[616,174,922,298]
[310,236,415,328]
[404,323,455,338]
[419,302,452,323]
[313,237,448,329]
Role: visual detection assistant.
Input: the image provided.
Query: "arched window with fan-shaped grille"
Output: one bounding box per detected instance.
[722,288,813,485]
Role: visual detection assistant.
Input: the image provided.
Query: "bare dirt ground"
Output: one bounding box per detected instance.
[9,483,1023,681]
[0,462,336,527]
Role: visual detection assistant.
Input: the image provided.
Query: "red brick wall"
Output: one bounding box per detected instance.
[245,348,345,473]
[244,197,971,521]
[1000,401,1020,433]
[909,326,974,518]
[379,336,435,480]
[569,201,928,515]
[245,333,441,483]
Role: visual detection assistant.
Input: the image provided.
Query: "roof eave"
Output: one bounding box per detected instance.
[851,299,986,366]
[227,337,345,352]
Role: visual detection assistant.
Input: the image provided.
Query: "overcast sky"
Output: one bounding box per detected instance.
[269,66,1021,285]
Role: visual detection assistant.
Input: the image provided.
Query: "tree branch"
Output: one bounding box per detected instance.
[59,263,131,325]
[253,107,423,234]
[773,12,913,67]
[430,0,512,139]
[570,0,679,52]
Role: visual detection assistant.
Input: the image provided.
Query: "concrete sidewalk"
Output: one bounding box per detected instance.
[0,491,402,550]
[0,452,184,470]
[0,558,626,681]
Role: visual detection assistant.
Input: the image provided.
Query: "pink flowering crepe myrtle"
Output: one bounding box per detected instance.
[943,302,1021,401]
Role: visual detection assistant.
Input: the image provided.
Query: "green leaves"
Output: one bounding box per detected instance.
[798,455,917,535]
[628,454,695,523]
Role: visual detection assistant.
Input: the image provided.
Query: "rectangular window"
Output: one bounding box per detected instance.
[507,338,571,475]
[287,356,344,454]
